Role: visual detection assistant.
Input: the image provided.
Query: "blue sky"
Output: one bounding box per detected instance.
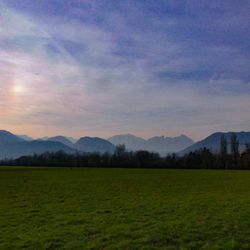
[0,0,250,140]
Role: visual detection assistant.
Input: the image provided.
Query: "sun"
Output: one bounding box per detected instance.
[13,84,26,94]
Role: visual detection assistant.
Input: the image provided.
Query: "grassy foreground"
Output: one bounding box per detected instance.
[0,167,250,249]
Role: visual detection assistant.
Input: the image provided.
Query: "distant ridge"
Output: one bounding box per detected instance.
[180,132,250,154]
[108,134,194,155]
[0,131,74,159]
[17,135,33,141]
[42,136,77,144]
[108,134,146,151]
[47,136,115,153]
[0,130,117,159]
[0,130,24,144]
[76,137,115,153]
[47,136,75,148]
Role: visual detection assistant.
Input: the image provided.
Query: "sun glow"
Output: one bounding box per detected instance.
[13,84,26,94]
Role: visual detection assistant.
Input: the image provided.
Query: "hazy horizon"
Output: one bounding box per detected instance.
[1,1,250,141]
[2,128,250,144]
[3,129,196,141]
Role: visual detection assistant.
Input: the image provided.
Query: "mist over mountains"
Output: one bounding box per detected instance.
[0,131,74,159]
[108,134,194,155]
[0,130,115,159]
[0,130,250,160]
[46,136,75,148]
[0,130,194,159]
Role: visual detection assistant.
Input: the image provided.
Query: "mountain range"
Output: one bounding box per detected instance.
[108,134,194,155]
[0,130,115,159]
[0,131,74,160]
[1,130,250,160]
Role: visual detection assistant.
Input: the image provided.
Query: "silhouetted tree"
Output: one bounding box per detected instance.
[220,135,228,169]
[115,144,126,157]
[231,133,239,168]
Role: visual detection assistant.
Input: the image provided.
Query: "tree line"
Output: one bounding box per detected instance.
[1,133,250,169]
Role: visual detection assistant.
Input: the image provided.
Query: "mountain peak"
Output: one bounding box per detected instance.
[76,137,115,153]
[180,131,250,154]
[0,130,24,144]
[108,134,194,155]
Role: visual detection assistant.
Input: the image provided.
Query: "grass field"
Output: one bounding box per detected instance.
[1,167,250,249]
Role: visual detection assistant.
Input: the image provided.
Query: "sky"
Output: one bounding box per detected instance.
[0,0,250,141]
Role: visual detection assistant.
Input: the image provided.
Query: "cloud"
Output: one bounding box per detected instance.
[0,1,250,140]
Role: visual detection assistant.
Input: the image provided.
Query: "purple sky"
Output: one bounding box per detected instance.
[0,0,250,140]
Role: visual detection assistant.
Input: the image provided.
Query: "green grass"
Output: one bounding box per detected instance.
[1,167,250,249]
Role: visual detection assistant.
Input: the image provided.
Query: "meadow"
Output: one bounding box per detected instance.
[0,167,250,249]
